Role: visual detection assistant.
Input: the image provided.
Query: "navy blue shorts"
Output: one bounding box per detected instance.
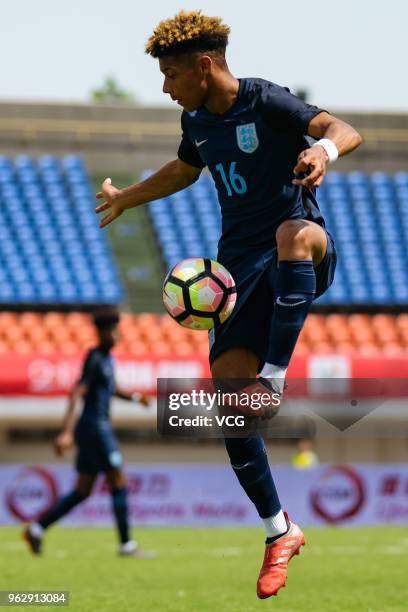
[209,230,336,369]
[74,421,123,475]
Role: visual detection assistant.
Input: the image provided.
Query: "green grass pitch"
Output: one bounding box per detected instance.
[1,526,407,611]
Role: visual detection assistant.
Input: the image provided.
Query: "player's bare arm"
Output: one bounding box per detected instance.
[115,387,150,406]
[293,112,362,188]
[95,159,202,228]
[54,382,88,456]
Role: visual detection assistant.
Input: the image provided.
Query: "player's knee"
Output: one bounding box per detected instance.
[76,486,92,500]
[211,347,259,378]
[276,220,312,259]
[110,476,127,491]
[106,469,127,490]
[76,476,95,499]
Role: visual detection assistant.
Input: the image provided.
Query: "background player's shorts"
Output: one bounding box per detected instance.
[74,421,123,474]
[209,230,336,369]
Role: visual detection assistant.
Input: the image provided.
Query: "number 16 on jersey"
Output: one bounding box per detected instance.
[215,162,247,196]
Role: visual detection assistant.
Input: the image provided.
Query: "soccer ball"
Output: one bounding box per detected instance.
[162,258,237,330]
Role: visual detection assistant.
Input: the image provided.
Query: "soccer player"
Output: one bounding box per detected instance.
[95,11,362,598]
[23,311,151,558]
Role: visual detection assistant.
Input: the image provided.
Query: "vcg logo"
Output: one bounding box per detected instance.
[310,465,366,524]
[5,466,58,522]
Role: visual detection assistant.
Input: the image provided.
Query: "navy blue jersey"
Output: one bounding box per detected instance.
[178,78,326,263]
[78,348,115,422]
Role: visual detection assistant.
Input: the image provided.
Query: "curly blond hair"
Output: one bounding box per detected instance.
[145,10,230,58]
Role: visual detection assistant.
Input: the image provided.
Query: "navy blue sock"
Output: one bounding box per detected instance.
[39,490,84,529]
[111,487,130,544]
[224,437,281,518]
[267,260,316,366]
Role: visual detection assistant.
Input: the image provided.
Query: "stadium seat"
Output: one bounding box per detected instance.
[0,155,124,305]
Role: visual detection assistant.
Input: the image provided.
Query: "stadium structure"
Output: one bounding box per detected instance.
[0,101,407,533]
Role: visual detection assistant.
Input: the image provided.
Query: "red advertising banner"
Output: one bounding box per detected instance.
[0,353,210,396]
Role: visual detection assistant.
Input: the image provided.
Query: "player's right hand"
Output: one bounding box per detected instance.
[95,178,125,228]
[292,146,328,188]
[54,431,74,456]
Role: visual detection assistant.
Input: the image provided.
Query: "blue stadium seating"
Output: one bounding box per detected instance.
[147,171,408,306]
[0,156,124,305]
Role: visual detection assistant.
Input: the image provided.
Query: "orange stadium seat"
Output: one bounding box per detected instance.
[25,326,49,343]
[58,341,81,356]
[19,312,43,330]
[13,340,34,354]
[149,341,173,357]
[0,312,18,328]
[43,312,67,330]
[123,341,150,356]
[0,340,10,354]
[3,326,25,343]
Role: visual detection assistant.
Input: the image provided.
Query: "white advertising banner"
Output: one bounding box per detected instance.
[1,464,407,527]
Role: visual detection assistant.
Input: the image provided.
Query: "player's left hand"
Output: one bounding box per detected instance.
[95,178,125,228]
[139,394,150,408]
[132,392,150,408]
[292,146,328,188]
[54,431,74,456]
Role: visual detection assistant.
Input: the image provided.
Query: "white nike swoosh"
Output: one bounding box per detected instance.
[276,296,307,307]
[195,139,208,147]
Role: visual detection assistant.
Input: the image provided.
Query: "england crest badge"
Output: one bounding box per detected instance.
[236,122,259,153]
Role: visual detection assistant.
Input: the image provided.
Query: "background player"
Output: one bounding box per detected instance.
[94,10,362,598]
[23,311,151,558]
